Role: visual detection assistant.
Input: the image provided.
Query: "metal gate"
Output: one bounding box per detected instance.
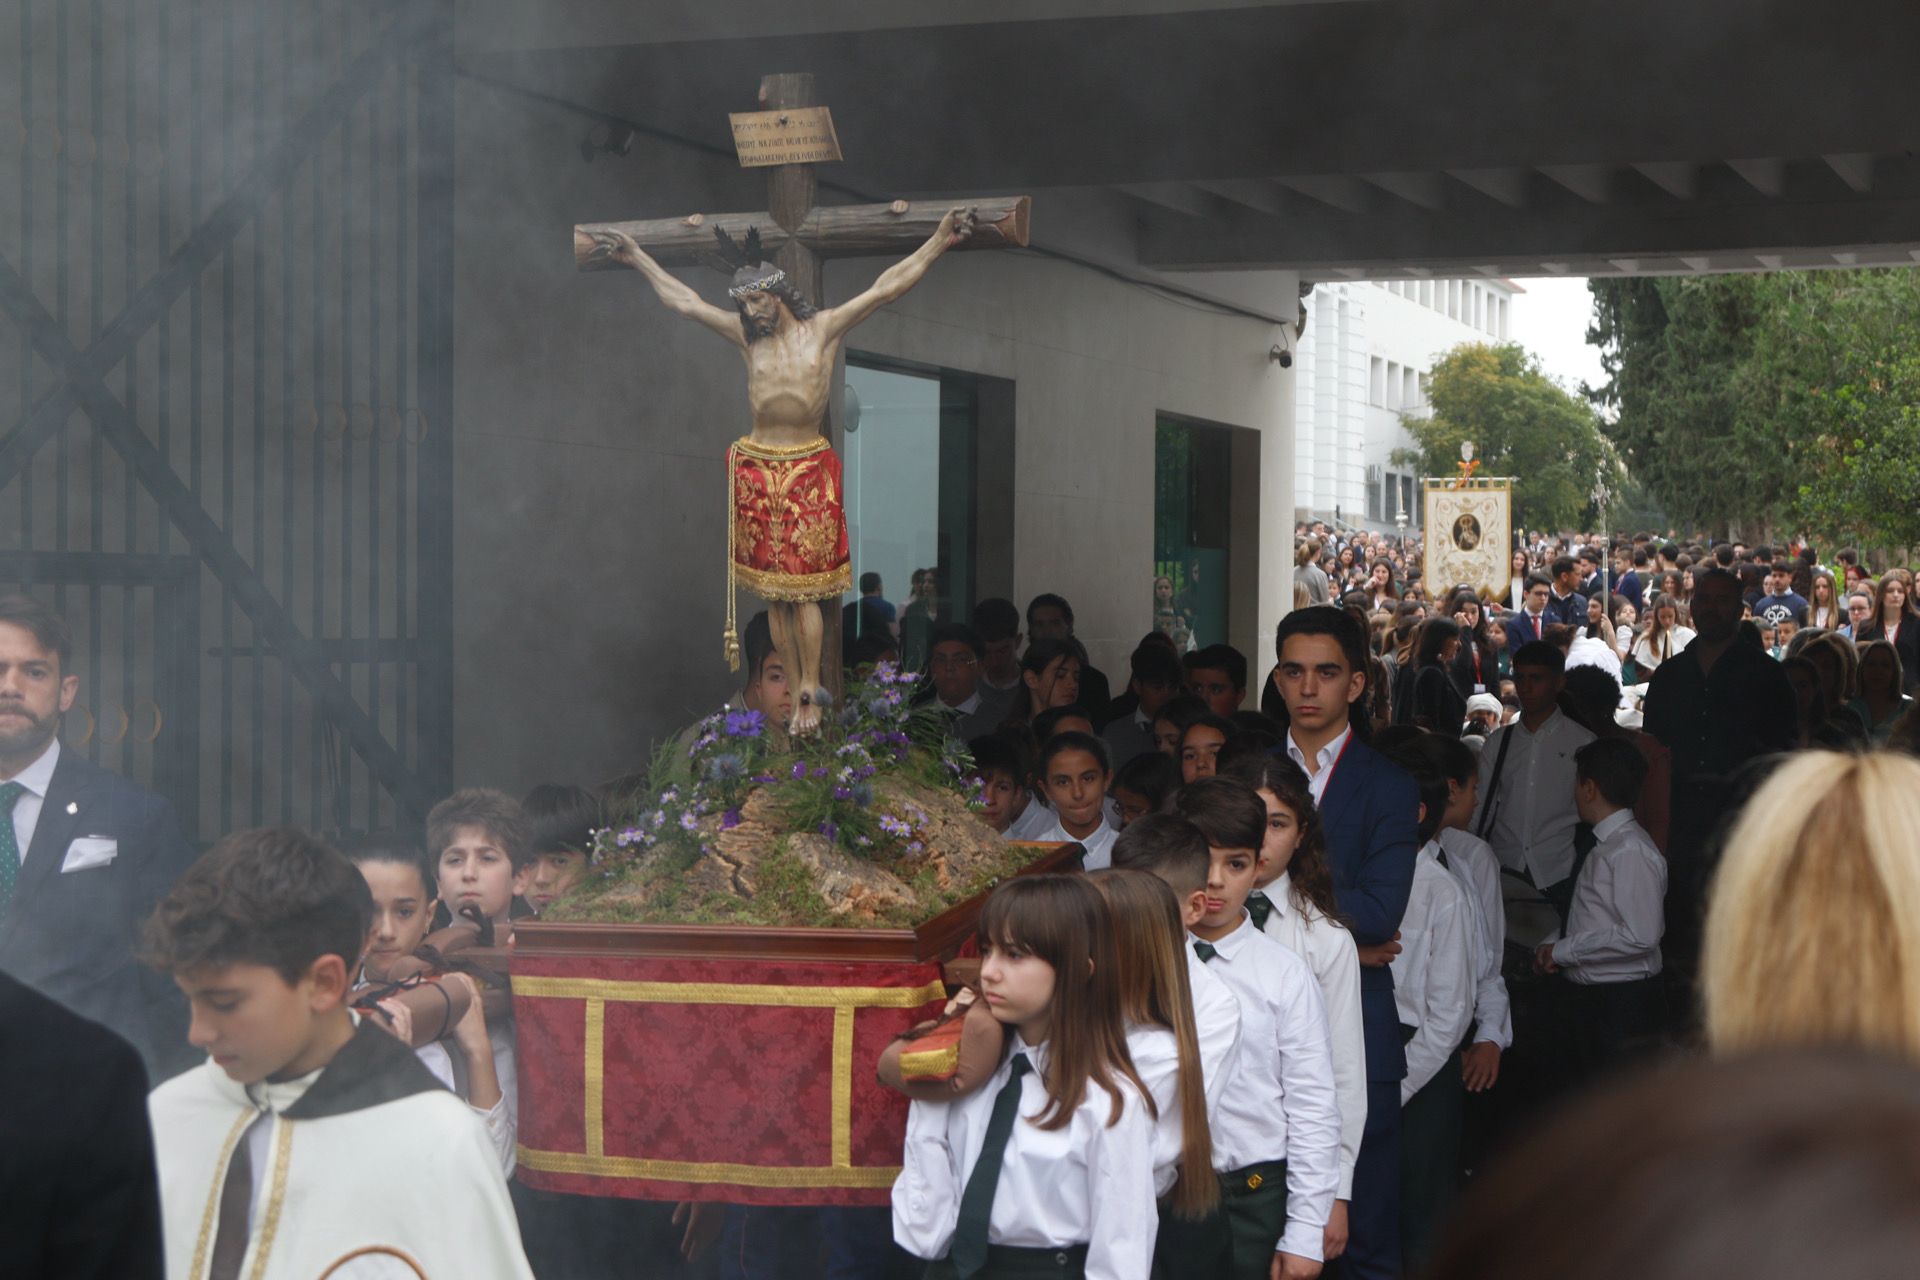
[0,0,453,840]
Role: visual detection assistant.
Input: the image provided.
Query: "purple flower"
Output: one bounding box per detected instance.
[878,814,912,839]
[818,820,839,842]
[678,812,700,832]
[790,761,808,780]
[833,786,854,802]
[721,808,742,830]
[725,709,766,738]
[812,765,831,778]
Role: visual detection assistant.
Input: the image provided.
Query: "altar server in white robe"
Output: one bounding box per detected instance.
[144,828,533,1280]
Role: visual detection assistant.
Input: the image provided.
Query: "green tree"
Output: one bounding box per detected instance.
[1590,268,1920,551]
[1587,276,1793,538]
[1396,343,1616,531]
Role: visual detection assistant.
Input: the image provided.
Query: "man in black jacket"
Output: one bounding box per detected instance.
[0,969,163,1279]
[0,594,199,1082]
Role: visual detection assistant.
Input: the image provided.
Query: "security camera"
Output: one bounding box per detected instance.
[1270,343,1293,368]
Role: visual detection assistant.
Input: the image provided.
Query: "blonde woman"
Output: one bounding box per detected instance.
[1703,751,1920,1059]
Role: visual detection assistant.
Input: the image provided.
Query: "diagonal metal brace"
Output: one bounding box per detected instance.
[0,3,436,493]
[0,261,432,819]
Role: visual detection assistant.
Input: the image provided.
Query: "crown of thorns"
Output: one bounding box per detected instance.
[727,269,787,298]
[712,225,786,296]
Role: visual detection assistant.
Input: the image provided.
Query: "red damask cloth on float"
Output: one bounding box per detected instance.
[513,952,944,1206]
[728,435,853,603]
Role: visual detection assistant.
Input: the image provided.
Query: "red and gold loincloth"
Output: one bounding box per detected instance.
[723,435,851,668]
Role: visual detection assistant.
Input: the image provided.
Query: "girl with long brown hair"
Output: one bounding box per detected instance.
[892,875,1159,1279]
[1219,752,1365,1262]
[1088,870,1220,1221]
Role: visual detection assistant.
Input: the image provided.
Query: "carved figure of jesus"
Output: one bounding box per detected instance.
[590,206,977,733]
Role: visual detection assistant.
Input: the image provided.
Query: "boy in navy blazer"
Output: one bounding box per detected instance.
[0,595,198,1082]
[1272,606,1420,1279]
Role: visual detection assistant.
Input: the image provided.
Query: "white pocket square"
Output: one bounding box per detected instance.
[60,837,118,873]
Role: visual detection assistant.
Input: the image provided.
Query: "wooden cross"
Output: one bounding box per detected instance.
[572,73,1030,704]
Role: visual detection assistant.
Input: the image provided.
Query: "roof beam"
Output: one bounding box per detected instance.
[1114,182,1216,218]
[1824,152,1875,193]
[1191,178,1290,216]
[1540,163,1614,204]
[1635,161,1698,199]
[1727,157,1787,197]
[1362,171,1446,211]
[1447,168,1529,208]
[1276,175,1373,215]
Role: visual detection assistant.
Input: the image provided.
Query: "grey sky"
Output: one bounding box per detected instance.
[1509,276,1608,396]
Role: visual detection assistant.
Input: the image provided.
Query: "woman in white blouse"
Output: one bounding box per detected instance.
[1630,599,1695,677]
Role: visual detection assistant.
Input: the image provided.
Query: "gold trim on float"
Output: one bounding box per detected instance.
[517,975,944,1186]
[584,998,607,1159]
[516,1146,902,1188]
[514,976,945,1007]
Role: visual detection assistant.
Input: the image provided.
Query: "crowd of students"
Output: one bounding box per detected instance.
[7,521,1920,1279]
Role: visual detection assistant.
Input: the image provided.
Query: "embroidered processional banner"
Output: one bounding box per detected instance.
[1422,478,1512,601]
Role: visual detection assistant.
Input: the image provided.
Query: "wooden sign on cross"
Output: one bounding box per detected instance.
[573,73,1030,724]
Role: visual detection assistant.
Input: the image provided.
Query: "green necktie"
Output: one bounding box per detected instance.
[0,782,25,915]
[1192,939,1219,963]
[950,1053,1033,1279]
[1246,892,1274,930]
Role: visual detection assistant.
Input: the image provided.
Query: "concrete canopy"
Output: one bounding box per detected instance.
[464,0,1920,280]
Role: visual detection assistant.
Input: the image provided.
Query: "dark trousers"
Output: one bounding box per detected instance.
[720,1205,915,1280]
[1398,1050,1463,1273]
[1566,976,1666,1087]
[511,1182,723,1280]
[925,1244,1088,1279]
[1338,1078,1404,1280]
[1153,1161,1289,1280]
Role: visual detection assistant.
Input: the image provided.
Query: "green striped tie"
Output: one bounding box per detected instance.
[1192,939,1219,963]
[0,782,25,915]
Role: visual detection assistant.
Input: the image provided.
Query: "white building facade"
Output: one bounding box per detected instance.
[1293,278,1520,534]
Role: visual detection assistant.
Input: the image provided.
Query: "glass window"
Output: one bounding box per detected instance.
[1154,417,1233,649]
[843,357,979,671]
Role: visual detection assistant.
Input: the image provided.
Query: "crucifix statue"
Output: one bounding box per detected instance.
[574,73,1030,734]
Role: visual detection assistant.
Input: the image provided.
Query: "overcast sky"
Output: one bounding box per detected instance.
[1508,276,1608,396]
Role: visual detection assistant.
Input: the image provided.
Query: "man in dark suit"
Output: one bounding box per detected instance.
[0,969,163,1279]
[1272,606,1419,1280]
[0,595,199,1082]
[1505,574,1553,654]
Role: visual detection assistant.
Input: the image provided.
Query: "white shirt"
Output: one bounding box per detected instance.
[415,1041,517,1178]
[1187,946,1245,1120]
[1190,917,1341,1261]
[1253,874,1367,1199]
[1436,829,1512,1050]
[1630,626,1695,673]
[4,735,59,863]
[1004,795,1054,842]
[1548,810,1666,985]
[941,690,983,716]
[1032,816,1117,871]
[1129,955,1243,1198]
[1390,843,1476,1104]
[1285,725,1352,805]
[893,1037,1159,1279]
[1472,710,1596,889]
